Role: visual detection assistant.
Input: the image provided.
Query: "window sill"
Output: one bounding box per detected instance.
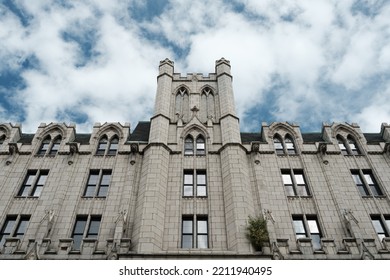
[14,196,39,200]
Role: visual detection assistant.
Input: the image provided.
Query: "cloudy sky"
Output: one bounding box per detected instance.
[0,0,389,134]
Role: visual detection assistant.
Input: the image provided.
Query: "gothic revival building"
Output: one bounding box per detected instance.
[1,58,390,260]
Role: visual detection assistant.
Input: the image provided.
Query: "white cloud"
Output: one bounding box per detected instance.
[0,0,389,134]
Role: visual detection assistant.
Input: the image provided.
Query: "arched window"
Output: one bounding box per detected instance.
[337,135,348,155]
[285,135,296,155]
[96,136,108,155]
[273,135,284,155]
[347,135,361,155]
[37,136,51,155]
[184,136,194,155]
[49,136,62,155]
[107,136,119,155]
[196,136,206,155]
[0,134,5,145]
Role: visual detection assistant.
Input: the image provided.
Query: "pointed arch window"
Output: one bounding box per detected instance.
[273,134,297,155]
[337,135,348,155]
[285,135,296,155]
[347,135,361,155]
[37,136,51,156]
[107,136,119,155]
[273,135,284,155]
[96,136,108,155]
[49,136,62,155]
[196,136,206,155]
[184,136,194,155]
[337,134,361,156]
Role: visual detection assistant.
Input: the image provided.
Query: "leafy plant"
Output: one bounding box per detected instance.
[246,215,269,251]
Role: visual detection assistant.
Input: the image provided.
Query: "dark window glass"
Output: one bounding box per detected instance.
[96,137,108,155]
[184,137,194,155]
[107,136,119,155]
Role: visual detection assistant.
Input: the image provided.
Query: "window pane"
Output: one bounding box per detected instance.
[183,185,193,196]
[294,174,305,184]
[101,173,111,185]
[32,186,43,197]
[197,235,208,248]
[73,219,87,234]
[197,185,207,197]
[282,174,292,184]
[197,174,206,185]
[363,174,374,185]
[2,218,16,234]
[311,234,321,250]
[296,185,308,196]
[182,235,193,248]
[87,218,101,237]
[293,219,305,234]
[97,186,108,197]
[307,219,320,234]
[285,185,295,196]
[37,174,47,185]
[15,217,30,237]
[372,219,385,234]
[84,186,95,197]
[73,235,83,250]
[352,174,362,185]
[184,174,193,184]
[88,174,99,185]
[197,220,208,234]
[182,220,192,234]
[25,174,36,185]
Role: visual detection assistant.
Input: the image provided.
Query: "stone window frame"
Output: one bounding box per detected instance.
[281,169,311,197]
[273,133,297,155]
[37,135,62,156]
[337,134,361,156]
[83,169,112,198]
[292,214,322,250]
[183,169,207,198]
[95,134,119,156]
[16,169,49,198]
[351,169,383,197]
[184,133,206,156]
[71,215,102,251]
[0,215,30,248]
[181,215,208,249]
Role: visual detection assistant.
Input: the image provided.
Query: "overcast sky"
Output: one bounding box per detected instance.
[1,0,389,134]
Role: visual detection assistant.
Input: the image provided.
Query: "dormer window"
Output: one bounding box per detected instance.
[273,134,297,155]
[337,134,361,155]
[37,136,62,156]
[96,135,119,156]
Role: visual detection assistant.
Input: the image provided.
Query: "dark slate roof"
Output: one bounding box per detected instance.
[18,134,34,144]
[74,133,91,145]
[301,133,324,143]
[128,122,150,142]
[364,133,384,144]
[240,133,264,143]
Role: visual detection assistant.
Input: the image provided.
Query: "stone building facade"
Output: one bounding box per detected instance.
[1,58,390,260]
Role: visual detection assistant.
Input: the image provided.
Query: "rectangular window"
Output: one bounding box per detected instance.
[292,215,322,250]
[17,170,49,197]
[181,216,208,249]
[351,170,383,197]
[83,170,112,198]
[183,170,207,197]
[181,217,193,249]
[0,215,30,248]
[282,170,310,196]
[371,215,390,242]
[71,215,101,250]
